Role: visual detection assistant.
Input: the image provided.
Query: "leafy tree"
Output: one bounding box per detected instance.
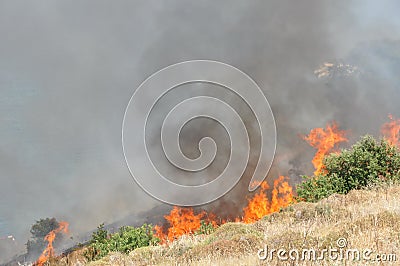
[297,135,400,202]
[26,218,61,259]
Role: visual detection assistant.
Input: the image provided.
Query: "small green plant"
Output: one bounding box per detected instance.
[91,223,108,243]
[195,220,216,235]
[84,223,159,261]
[297,135,400,202]
[84,223,109,261]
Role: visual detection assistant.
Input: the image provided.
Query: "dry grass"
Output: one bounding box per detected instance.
[52,185,400,265]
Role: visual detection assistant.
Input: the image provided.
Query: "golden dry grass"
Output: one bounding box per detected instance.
[52,185,400,265]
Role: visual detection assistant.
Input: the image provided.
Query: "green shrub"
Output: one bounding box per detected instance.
[297,135,400,202]
[195,220,216,235]
[84,223,159,261]
[84,223,109,260]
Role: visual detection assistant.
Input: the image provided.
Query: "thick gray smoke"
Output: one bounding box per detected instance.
[1,0,399,262]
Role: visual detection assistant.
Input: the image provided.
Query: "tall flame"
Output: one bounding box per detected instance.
[35,221,69,266]
[381,114,400,148]
[154,207,217,243]
[242,176,293,223]
[155,176,294,240]
[303,121,347,175]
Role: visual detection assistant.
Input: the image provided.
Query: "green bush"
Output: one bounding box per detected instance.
[85,223,159,261]
[195,220,216,235]
[297,135,400,202]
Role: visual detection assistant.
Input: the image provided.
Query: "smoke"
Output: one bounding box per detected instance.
[0,0,399,262]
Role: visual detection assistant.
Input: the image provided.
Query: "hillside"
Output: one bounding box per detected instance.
[51,184,399,265]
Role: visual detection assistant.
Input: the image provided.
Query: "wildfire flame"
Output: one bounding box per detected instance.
[242,176,293,223]
[381,114,400,148]
[153,122,351,245]
[154,207,217,243]
[25,117,400,263]
[35,221,69,266]
[303,121,347,175]
[154,176,293,241]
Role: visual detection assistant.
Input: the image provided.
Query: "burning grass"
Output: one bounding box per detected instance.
[80,184,400,266]
[242,176,293,223]
[153,175,294,243]
[33,118,400,265]
[154,207,217,243]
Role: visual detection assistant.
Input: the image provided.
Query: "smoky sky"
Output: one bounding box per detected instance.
[1,0,399,261]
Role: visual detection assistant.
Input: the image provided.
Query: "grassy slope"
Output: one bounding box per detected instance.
[55,184,400,265]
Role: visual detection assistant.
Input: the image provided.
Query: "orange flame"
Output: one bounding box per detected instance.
[151,123,350,244]
[35,221,69,266]
[381,114,400,148]
[155,176,294,240]
[153,224,165,242]
[242,176,293,223]
[154,207,216,243]
[303,121,347,175]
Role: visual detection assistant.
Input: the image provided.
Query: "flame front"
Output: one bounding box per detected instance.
[381,114,400,148]
[242,176,293,223]
[154,207,218,243]
[155,176,294,240]
[303,121,347,175]
[36,221,69,266]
